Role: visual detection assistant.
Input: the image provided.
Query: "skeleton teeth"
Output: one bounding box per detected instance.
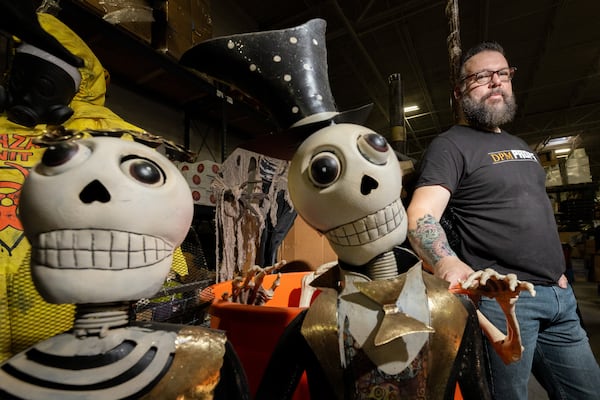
[31,230,173,270]
[325,199,405,246]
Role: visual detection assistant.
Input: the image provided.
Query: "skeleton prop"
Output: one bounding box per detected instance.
[180,19,372,282]
[0,136,249,400]
[256,124,533,400]
[180,17,533,399]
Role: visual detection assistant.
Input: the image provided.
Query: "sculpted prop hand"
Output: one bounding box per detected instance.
[450,268,536,364]
[222,261,286,305]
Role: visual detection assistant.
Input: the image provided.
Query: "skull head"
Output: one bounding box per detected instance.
[288,123,407,266]
[19,137,194,304]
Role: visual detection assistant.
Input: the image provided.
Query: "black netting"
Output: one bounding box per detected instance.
[131,222,216,326]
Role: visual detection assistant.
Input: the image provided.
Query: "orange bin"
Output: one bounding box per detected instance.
[209,271,464,400]
[209,272,312,399]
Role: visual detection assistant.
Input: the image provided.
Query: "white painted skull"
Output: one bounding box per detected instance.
[287,123,406,265]
[19,137,194,304]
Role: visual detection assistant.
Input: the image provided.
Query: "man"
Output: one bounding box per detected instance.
[407,41,600,400]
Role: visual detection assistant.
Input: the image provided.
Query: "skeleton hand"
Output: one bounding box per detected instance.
[221,260,286,305]
[450,268,536,364]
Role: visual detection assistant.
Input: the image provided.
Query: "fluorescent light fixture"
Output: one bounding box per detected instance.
[546,136,573,147]
[535,134,581,153]
[545,135,580,149]
[556,154,569,158]
[554,148,571,154]
[403,105,420,113]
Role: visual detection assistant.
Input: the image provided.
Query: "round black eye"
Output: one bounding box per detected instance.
[357,132,389,165]
[121,158,165,186]
[309,152,341,187]
[41,141,79,166]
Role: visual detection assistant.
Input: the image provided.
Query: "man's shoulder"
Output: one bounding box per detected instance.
[429,124,475,149]
[440,124,477,138]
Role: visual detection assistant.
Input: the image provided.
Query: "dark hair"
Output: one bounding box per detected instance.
[459,41,506,76]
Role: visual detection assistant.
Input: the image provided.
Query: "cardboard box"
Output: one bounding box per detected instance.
[594,255,600,282]
[572,148,588,158]
[82,0,153,44]
[585,238,596,255]
[559,231,581,246]
[154,0,212,60]
[538,151,555,163]
[565,154,592,184]
[572,257,588,281]
[279,216,337,269]
[82,0,211,54]
[545,164,563,187]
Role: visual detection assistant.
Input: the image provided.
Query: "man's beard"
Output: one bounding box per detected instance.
[461,89,517,130]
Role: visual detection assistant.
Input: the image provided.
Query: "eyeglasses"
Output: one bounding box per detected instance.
[460,67,517,85]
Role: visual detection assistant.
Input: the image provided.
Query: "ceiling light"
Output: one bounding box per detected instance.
[534,134,581,154]
[554,148,571,154]
[556,154,569,158]
[544,135,579,149]
[403,105,419,113]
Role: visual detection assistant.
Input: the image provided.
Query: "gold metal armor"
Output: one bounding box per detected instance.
[301,262,469,400]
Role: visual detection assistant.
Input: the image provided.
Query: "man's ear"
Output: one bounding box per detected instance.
[453,86,462,100]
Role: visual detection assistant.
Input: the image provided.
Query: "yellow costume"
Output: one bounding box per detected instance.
[0,12,149,362]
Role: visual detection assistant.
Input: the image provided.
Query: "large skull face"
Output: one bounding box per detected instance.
[288,123,407,266]
[19,137,194,304]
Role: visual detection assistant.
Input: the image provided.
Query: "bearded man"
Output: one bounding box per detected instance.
[407,41,600,400]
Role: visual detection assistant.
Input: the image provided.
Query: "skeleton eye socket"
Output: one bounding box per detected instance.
[308,152,341,188]
[37,141,91,176]
[357,133,389,165]
[121,156,165,187]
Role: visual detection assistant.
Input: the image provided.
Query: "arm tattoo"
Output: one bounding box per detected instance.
[408,214,457,267]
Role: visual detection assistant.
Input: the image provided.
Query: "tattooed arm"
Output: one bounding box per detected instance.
[407,185,474,285]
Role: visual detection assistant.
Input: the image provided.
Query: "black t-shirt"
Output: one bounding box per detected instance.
[416,124,564,284]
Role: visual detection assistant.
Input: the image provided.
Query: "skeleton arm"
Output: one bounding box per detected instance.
[221,261,286,305]
[450,268,536,364]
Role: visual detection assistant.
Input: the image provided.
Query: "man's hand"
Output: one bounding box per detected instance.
[434,256,475,286]
[557,274,568,289]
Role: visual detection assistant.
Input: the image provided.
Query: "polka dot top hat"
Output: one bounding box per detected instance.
[180,18,372,159]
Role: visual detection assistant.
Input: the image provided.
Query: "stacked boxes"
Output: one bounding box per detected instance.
[540,150,562,187]
[543,147,593,187]
[153,0,213,60]
[566,148,592,184]
[545,164,563,187]
[175,160,221,207]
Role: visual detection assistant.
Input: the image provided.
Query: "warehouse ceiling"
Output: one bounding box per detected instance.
[53,0,600,180]
[219,0,600,179]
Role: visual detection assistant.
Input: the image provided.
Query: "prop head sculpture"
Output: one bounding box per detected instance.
[19,136,194,304]
[287,123,406,265]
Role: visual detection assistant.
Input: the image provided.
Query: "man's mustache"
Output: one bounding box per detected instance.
[482,89,507,101]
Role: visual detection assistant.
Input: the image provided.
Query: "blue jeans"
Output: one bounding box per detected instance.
[478,284,600,400]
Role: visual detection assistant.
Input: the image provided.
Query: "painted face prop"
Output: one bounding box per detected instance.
[19,137,194,304]
[287,123,407,265]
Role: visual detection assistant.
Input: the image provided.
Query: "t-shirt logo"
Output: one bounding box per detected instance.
[488,149,538,164]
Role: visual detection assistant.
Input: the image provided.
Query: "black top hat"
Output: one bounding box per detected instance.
[180,18,371,159]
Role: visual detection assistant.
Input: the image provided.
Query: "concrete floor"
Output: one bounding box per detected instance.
[527,280,600,399]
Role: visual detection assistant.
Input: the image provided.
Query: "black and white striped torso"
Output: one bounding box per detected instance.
[0,326,176,400]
